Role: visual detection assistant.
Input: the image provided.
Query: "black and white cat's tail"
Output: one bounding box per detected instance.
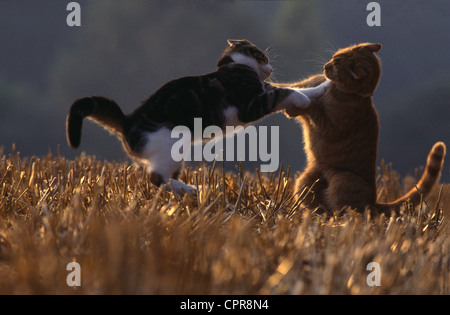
[66,96,126,149]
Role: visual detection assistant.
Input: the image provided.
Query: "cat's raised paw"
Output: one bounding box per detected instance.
[290,90,311,108]
[317,80,332,95]
[297,80,332,100]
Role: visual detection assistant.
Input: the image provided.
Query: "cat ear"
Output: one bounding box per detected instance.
[366,43,382,53]
[227,39,242,47]
[351,65,367,80]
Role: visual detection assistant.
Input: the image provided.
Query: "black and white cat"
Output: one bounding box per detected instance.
[66,39,329,195]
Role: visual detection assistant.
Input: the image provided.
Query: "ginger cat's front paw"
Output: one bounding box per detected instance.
[284,104,302,118]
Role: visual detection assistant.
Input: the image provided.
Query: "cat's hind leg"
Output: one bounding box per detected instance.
[147,166,194,196]
[139,128,197,196]
[295,168,328,212]
[149,158,196,196]
[323,169,375,213]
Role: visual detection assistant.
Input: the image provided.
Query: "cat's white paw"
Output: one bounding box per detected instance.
[299,80,332,100]
[168,179,197,196]
[290,90,311,108]
[181,185,197,196]
[317,80,332,94]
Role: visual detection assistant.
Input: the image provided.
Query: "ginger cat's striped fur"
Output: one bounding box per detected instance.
[283,43,446,214]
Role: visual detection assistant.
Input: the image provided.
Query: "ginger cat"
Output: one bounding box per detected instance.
[282,43,446,214]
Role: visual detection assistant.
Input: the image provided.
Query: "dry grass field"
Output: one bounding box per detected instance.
[0,148,449,295]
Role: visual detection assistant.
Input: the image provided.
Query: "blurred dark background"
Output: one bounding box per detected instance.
[1,0,449,181]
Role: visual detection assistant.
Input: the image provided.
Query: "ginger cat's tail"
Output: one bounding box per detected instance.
[66,96,126,149]
[378,142,446,211]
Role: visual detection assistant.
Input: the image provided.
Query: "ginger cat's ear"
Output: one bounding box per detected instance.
[367,43,382,53]
[351,65,368,80]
